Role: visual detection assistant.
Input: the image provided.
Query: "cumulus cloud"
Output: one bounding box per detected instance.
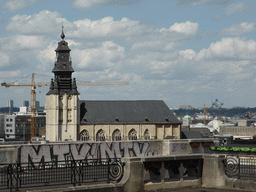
[169,21,199,36]
[128,36,256,88]
[220,22,255,36]
[72,41,125,71]
[69,17,146,39]
[73,0,141,9]
[37,40,58,71]
[6,10,72,34]
[131,21,198,51]
[4,0,37,11]
[195,37,256,60]
[226,2,246,16]
[6,11,199,51]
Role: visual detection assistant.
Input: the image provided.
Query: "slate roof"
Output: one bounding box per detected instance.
[80,100,181,124]
[181,131,203,139]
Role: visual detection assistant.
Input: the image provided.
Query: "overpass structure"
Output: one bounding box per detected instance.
[0,139,255,191]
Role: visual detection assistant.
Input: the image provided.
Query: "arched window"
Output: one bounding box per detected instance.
[128,129,137,140]
[112,129,121,141]
[79,129,90,141]
[96,129,105,141]
[144,129,150,140]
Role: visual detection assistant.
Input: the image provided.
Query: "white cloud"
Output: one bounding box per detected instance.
[6,10,72,34]
[6,11,199,51]
[1,35,49,51]
[69,17,146,39]
[196,37,256,60]
[73,0,110,9]
[179,49,196,60]
[37,40,58,71]
[5,0,37,11]
[72,41,125,71]
[226,2,246,16]
[168,21,199,36]
[73,0,141,9]
[220,22,255,35]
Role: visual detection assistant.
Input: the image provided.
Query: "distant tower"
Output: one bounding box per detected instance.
[35,101,40,110]
[46,27,80,141]
[23,100,29,107]
[7,100,14,115]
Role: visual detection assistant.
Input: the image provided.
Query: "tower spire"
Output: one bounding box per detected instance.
[60,22,65,40]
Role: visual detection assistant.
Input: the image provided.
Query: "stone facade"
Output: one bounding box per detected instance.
[79,124,180,141]
[46,94,80,141]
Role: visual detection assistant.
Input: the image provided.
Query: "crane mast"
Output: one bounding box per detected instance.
[30,73,36,138]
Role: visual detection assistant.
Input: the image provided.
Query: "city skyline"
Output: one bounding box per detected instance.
[1,0,256,108]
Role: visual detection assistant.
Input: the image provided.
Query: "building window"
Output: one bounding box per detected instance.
[79,130,90,141]
[112,129,121,141]
[128,129,137,140]
[6,129,9,132]
[10,119,13,122]
[6,124,12,127]
[10,129,12,132]
[6,119,9,122]
[144,129,150,140]
[96,129,105,141]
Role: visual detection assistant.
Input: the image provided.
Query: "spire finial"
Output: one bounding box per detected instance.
[60,22,65,40]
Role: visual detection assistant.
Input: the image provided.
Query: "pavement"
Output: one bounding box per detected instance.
[152,187,254,192]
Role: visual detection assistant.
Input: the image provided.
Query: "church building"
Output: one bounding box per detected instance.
[46,31,181,142]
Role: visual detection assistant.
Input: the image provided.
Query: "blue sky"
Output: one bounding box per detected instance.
[1,0,256,108]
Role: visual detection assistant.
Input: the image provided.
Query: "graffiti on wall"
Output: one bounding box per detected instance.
[17,141,158,165]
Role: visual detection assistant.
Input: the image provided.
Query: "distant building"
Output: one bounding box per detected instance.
[7,100,14,108]
[7,100,14,115]
[0,114,5,138]
[182,115,192,127]
[4,106,46,141]
[179,105,192,110]
[36,101,40,110]
[23,101,29,107]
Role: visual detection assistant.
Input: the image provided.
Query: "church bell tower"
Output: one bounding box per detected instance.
[46,28,80,141]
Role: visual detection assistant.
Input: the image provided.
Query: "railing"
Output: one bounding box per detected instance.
[225,155,256,179]
[144,159,203,182]
[0,159,125,192]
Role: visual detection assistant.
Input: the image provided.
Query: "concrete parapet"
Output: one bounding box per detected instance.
[121,157,144,192]
[202,154,226,188]
[225,178,256,191]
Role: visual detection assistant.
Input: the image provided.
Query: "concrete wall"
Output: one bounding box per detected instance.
[16,139,214,164]
[219,126,256,136]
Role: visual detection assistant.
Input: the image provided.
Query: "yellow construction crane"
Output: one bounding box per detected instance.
[1,74,128,140]
[1,73,37,138]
